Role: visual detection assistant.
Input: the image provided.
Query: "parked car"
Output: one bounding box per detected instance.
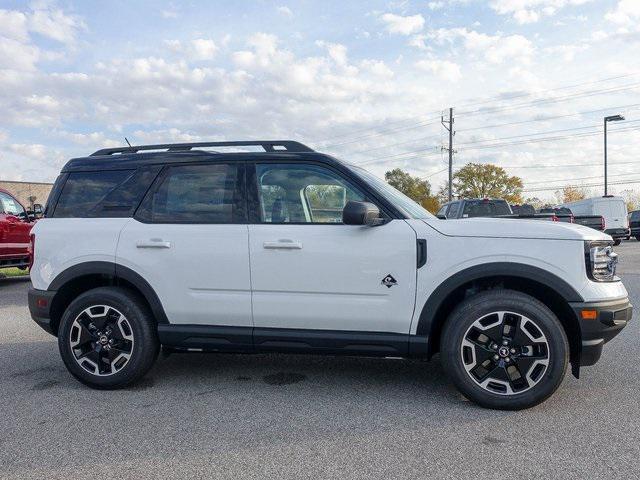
[538,207,574,223]
[438,199,558,221]
[0,187,35,270]
[562,196,629,245]
[28,140,632,410]
[539,206,605,231]
[573,215,605,232]
[629,210,640,240]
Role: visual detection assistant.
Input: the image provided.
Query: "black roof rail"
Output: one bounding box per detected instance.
[90,140,314,156]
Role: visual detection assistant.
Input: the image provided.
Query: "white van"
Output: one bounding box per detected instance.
[562,196,629,244]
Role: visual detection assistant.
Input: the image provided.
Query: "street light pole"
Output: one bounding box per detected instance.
[603,114,625,196]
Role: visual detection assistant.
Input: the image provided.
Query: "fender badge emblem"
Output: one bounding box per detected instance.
[381,274,397,288]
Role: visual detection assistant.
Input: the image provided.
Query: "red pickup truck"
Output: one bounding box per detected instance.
[0,187,34,270]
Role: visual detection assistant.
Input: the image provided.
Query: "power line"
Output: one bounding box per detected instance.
[351,124,640,168]
[458,124,640,152]
[320,117,442,148]
[450,72,640,111]
[457,82,640,117]
[456,103,640,133]
[525,171,640,186]
[343,103,640,157]
[456,119,640,147]
[523,178,640,193]
[313,73,640,147]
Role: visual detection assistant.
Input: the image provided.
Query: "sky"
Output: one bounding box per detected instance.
[1,0,640,202]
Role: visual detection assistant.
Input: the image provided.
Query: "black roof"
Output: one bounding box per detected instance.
[61,140,340,172]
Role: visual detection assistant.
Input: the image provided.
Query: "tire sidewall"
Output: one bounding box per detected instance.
[442,290,568,410]
[58,287,158,389]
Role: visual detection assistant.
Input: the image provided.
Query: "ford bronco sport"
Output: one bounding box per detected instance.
[28,141,632,410]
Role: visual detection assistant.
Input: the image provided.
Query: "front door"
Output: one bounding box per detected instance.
[0,191,31,261]
[116,162,252,328]
[247,162,417,336]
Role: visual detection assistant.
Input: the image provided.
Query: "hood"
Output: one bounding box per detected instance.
[425,217,611,241]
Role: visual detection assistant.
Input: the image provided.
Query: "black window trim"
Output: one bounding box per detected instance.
[247,160,395,225]
[133,161,248,225]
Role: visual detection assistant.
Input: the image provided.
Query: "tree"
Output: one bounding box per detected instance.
[523,197,544,209]
[384,168,440,213]
[452,163,524,204]
[557,185,586,204]
[620,189,640,212]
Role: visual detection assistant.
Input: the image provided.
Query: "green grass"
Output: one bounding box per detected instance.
[0,267,29,278]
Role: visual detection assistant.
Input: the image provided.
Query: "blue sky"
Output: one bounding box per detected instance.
[1,0,640,201]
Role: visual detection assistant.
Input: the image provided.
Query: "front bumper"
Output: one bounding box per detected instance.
[570,297,633,366]
[28,287,57,335]
[630,227,639,237]
[605,228,630,240]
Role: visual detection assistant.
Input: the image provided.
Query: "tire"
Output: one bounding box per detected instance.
[58,287,160,389]
[614,239,622,246]
[441,289,568,410]
[636,236,640,242]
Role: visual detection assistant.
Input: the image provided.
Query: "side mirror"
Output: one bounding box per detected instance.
[436,214,447,220]
[33,204,43,216]
[343,201,384,226]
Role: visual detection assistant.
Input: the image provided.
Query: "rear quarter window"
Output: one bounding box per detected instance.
[52,168,158,218]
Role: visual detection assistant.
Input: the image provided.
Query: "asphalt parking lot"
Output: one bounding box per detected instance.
[1,242,639,479]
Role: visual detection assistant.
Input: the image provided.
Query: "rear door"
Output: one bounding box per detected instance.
[116,162,252,328]
[247,161,417,337]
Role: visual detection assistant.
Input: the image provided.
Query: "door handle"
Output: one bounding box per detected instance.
[136,239,172,249]
[263,239,303,250]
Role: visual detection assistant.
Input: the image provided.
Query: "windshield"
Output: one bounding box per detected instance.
[350,166,435,219]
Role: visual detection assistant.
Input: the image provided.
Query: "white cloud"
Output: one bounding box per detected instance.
[161,9,178,18]
[317,41,349,66]
[427,28,534,64]
[27,6,85,44]
[605,0,640,26]
[163,38,218,60]
[8,143,47,160]
[0,9,29,42]
[415,59,462,81]
[0,37,40,71]
[490,0,593,24]
[544,43,588,61]
[277,6,294,18]
[380,13,425,35]
[428,1,445,10]
[190,38,217,60]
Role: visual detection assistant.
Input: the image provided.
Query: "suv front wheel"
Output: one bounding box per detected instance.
[441,289,568,410]
[58,287,159,389]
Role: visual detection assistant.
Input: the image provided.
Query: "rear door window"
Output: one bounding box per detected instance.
[136,163,245,223]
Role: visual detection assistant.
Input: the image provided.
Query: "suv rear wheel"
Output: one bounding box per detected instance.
[58,287,159,389]
[441,289,568,410]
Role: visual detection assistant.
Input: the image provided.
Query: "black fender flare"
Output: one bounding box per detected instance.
[48,261,169,324]
[414,262,584,340]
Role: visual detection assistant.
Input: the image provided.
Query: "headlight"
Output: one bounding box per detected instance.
[584,241,619,282]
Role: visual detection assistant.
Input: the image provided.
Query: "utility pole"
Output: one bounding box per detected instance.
[604,114,625,196]
[441,108,455,201]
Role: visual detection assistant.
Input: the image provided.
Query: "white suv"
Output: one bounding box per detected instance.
[28,141,632,410]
